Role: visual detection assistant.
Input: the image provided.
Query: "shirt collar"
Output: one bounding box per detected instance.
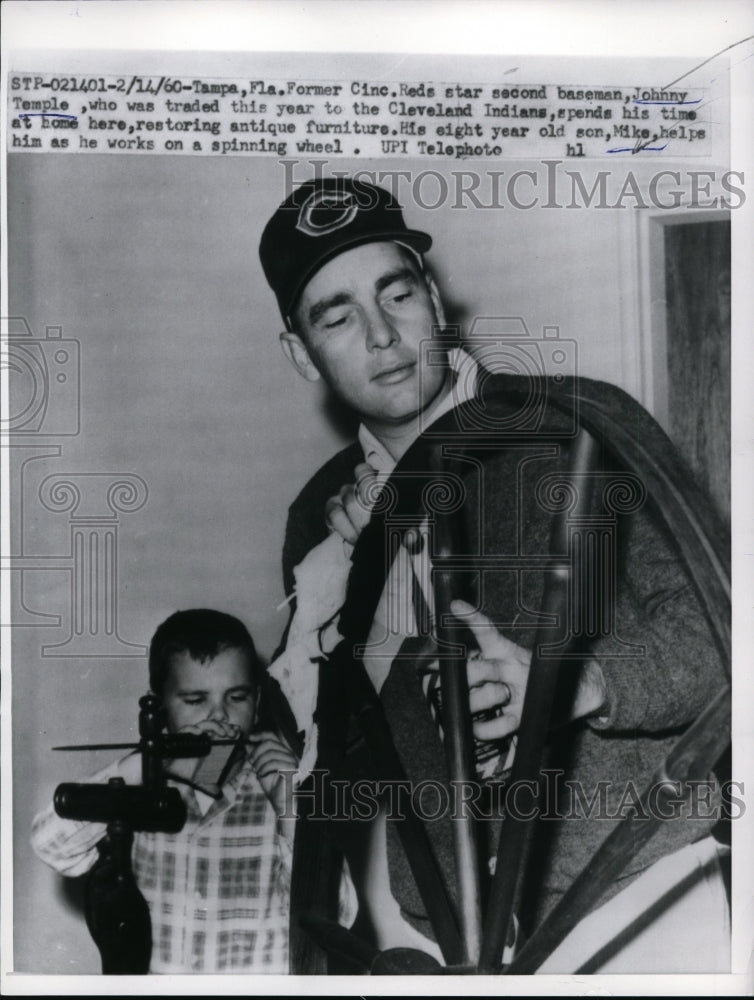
[358,347,479,476]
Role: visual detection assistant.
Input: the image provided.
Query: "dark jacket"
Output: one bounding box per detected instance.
[283,374,727,946]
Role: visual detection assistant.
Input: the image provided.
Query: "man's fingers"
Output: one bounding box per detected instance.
[354,462,377,477]
[469,681,511,714]
[473,712,520,742]
[325,464,379,544]
[342,486,372,531]
[466,658,505,685]
[451,599,522,659]
[325,495,359,544]
[354,461,379,499]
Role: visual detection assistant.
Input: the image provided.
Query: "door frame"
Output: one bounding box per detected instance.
[618,202,730,432]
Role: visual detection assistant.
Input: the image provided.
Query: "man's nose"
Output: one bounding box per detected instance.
[365,307,399,352]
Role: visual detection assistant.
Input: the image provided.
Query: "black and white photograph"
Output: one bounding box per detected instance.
[1,1,752,994]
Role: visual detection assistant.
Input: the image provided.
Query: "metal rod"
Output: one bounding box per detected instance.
[431,468,483,966]
[478,428,600,974]
[54,737,239,752]
[139,694,164,790]
[297,912,379,971]
[506,684,731,973]
[54,743,142,751]
[346,652,465,966]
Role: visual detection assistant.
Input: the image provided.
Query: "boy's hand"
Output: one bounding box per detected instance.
[164,720,241,786]
[247,732,298,837]
[115,749,144,786]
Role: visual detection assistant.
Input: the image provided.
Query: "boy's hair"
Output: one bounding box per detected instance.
[149,609,261,697]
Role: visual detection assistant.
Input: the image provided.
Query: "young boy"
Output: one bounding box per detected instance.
[31,608,299,975]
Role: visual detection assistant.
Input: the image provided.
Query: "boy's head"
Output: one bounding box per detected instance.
[149,609,262,737]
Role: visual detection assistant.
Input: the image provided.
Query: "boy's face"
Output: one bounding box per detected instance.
[161,646,257,738]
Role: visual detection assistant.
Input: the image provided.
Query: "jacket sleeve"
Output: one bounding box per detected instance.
[557,376,728,735]
[587,503,727,734]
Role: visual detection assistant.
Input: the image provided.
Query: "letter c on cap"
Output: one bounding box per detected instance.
[296,189,359,237]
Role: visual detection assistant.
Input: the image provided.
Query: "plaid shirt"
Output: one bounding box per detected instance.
[31,757,291,974]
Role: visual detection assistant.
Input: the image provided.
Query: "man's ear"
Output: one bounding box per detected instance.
[425,271,447,328]
[279,331,321,383]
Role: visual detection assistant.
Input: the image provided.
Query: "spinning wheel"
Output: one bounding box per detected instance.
[288,373,731,975]
[52,694,251,973]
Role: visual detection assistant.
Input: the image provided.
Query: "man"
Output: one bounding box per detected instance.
[259,177,730,972]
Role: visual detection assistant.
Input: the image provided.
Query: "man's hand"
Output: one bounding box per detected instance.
[325,462,379,545]
[451,599,609,740]
[451,599,532,742]
[247,732,299,839]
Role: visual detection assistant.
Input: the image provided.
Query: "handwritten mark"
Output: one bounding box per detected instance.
[633,98,703,105]
[607,145,668,154]
[663,34,754,88]
[18,113,78,120]
[607,134,668,155]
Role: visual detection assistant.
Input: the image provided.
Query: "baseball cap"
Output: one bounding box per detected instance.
[259,177,433,326]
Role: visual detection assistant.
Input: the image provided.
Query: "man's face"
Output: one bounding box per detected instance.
[284,242,448,429]
[162,647,257,737]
